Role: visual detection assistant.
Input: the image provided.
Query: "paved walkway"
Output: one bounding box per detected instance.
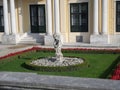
[0,44,34,57]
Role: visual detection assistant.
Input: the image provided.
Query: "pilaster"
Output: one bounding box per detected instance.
[102,0,108,34]
[10,0,17,34]
[46,0,52,35]
[54,0,60,34]
[93,0,99,34]
[44,0,53,45]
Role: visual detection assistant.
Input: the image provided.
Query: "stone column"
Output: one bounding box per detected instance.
[10,0,17,34]
[3,0,9,35]
[44,0,53,45]
[90,0,109,44]
[93,0,99,34]
[46,0,52,35]
[54,0,60,34]
[102,0,108,34]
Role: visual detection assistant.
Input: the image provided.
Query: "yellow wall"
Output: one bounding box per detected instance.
[21,0,46,33]
[17,0,94,43]
[15,0,117,42]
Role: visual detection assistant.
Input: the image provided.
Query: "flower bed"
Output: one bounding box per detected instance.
[111,64,120,80]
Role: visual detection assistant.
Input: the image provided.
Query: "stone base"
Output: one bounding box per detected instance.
[2,34,20,44]
[109,34,120,45]
[44,35,54,46]
[90,34,109,44]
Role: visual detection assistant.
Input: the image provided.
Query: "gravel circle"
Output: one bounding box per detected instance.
[31,57,84,67]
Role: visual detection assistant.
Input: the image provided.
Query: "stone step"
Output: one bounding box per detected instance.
[18,35,37,44]
[20,39,36,41]
[19,40,36,43]
[19,42,36,44]
[21,37,34,39]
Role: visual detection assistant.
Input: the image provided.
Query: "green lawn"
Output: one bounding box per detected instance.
[0,51,119,79]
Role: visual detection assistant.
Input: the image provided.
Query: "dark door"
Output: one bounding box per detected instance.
[30,5,46,33]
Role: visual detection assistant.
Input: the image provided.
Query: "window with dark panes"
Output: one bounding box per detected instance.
[70,3,88,32]
[30,5,46,33]
[0,6,4,32]
[116,1,120,32]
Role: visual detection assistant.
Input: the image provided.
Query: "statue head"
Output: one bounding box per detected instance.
[53,33,60,40]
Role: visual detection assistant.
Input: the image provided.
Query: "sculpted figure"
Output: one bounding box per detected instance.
[53,34,63,62]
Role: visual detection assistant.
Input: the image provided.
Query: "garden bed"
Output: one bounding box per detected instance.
[0,47,119,79]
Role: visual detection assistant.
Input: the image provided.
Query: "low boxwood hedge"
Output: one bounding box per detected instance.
[23,58,88,72]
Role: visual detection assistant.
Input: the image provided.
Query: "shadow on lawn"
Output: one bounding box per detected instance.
[99,55,120,79]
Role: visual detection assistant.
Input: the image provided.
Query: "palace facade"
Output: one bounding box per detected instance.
[0,0,119,45]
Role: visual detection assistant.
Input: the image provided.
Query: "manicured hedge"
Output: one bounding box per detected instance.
[24,58,88,72]
[36,48,120,54]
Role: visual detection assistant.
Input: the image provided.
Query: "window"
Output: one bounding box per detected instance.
[70,3,88,32]
[0,6,4,32]
[30,5,46,33]
[116,1,120,32]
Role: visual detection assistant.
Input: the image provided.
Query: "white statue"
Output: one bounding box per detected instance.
[53,34,63,62]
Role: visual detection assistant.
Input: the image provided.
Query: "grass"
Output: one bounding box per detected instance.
[0,51,119,79]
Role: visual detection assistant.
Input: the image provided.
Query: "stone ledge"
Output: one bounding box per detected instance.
[0,72,120,90]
